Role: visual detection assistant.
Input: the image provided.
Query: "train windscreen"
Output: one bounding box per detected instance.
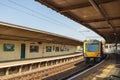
[86,43,99,52]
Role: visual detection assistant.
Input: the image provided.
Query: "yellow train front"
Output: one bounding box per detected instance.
[83,40,103,63]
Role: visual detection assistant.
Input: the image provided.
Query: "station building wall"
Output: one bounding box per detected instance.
[0,40,77,61]
[0,40,21,61]
[25,41,43,59]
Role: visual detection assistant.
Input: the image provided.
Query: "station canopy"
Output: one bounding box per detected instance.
[36,0,120,43]
[0,22,82,45]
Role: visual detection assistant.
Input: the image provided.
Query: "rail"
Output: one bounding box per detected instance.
[108,75,120,80]
[0,53,83,80]
[65,54,107,80]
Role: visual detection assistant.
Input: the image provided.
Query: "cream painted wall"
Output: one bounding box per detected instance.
[25,41,43,59]
[42,44,77,57]
[0,40,21,61]
[25,42,77,58]
[0,40,77,61]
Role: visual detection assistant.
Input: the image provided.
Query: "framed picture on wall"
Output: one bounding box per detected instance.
[60,47,64,51]
[46,46,52,52]
[30,45,39,53]
[3,43,15,51]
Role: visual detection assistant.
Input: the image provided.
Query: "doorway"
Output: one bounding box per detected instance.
[21,44,25,59]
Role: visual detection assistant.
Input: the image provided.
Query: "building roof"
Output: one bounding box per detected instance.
[36,0,120,43]
[0,21,82,45]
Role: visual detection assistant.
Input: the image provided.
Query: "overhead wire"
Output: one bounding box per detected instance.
[7,0,78,30]
[8,0,93,40]
[0,1,72,30]
[0,2,38,19]
[0,0,91,39]
[0,2,58,26]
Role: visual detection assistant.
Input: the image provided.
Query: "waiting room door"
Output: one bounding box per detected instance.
[21,44,25,59]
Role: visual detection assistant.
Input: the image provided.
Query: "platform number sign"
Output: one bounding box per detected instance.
[3,43,15,51]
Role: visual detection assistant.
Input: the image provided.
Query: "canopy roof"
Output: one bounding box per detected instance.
[0,22,82,45]
[36,0,120,43]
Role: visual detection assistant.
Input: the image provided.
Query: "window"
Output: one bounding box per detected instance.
[30,45,39,53]
[46,46,52,52]
[86,43,99,52]
[3,43,15,51]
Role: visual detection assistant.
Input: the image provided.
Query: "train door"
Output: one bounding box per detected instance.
[21,44,25,59]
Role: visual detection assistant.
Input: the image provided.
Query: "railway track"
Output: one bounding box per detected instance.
[43,61,86,80]
[66,59,106,80]
[2,54,109,80]
[44,54,107,80]
[66,54,115,80]
[66,55,108,80]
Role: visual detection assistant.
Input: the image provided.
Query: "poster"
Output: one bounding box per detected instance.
[46,46,52,52]
[4,43,15,51]
[30,45,39,53]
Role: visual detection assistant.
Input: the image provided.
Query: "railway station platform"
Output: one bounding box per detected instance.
[81,53,120,80]
[0,21,83,80]
[104,53,120,80]
[0,53,83,80]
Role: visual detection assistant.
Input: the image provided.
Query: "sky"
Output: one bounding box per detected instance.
[0,0,105,42]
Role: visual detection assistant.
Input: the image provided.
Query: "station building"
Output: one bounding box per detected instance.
[0,22,82,62]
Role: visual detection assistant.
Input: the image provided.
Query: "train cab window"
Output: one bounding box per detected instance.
[86,43,99,52]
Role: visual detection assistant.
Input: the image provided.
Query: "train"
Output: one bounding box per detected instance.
[83,39,104,63]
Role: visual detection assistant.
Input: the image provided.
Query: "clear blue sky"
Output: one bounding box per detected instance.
[0,0,104,42]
